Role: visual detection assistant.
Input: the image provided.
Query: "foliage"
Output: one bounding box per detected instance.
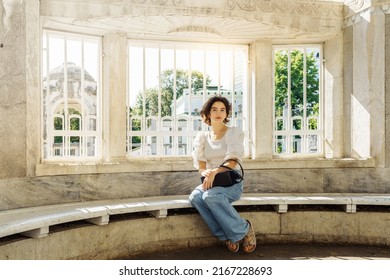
[131,69,211,118]
[53,107,81,143]
[274,49,320,130]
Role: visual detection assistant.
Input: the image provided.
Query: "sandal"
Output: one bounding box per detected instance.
[242,220,256,253]
[226,240,240,253]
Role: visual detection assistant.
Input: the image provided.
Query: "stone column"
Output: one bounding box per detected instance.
[386,14,390,168]
[0,0,28,178]
[103,33,127,162]
[26,0,41,176]
[343,25,353,158]
[349,11,386,166]
[324,36,344,158]
[369,11,386,167]
[250,40,273,159]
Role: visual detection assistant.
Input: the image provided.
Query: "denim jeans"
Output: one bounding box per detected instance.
[189,182,249,243]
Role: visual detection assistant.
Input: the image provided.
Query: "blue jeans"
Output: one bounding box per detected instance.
[189,182,249,243]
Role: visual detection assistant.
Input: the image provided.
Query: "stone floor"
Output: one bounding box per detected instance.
[130,243,390,260]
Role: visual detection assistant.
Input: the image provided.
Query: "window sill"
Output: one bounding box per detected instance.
[35,157,376,177]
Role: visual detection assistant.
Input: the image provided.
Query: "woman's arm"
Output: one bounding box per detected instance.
[198,161,206,175]
[199,159,237,190]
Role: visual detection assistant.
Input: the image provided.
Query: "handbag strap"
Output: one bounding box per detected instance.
[219,158,244,181]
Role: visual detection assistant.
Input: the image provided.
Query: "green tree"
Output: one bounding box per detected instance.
[131,69,211,118]
[54,107,81,143]
[274,49,320,129]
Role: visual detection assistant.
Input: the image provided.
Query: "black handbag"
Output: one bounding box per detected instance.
[200,159,244,188]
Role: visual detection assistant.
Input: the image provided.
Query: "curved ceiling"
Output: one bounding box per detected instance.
[41,0,348,44]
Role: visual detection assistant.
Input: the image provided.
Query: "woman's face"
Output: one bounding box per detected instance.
[209,101,227,124]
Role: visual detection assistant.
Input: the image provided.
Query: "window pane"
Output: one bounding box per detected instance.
[306,48,320,130]
[129,46,144,111]
[42,31,101,160]
[291,49,304,118]
[274,49,288,122]
[127,42,248,157]
[273,46,322,155]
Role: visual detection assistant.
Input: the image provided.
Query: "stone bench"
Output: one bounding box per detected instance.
[1,193,389,240]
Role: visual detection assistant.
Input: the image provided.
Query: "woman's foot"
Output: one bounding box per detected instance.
[242,220,256,253]
[226,240,240,252]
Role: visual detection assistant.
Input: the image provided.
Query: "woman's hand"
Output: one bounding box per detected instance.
[201,168,218,190]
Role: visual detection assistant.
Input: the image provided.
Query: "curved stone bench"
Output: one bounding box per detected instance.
[1,193,390,240]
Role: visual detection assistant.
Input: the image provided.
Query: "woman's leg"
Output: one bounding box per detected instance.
[202,182,249,243]
[189,185,227,240]
[189,182,248,243]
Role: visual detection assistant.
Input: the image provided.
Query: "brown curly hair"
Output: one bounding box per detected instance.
[200,95,231,126]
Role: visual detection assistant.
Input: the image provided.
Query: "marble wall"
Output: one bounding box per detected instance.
[0,1,390,212]
[386,14,390,168]
[343,25,353,158]
[1,167,390,211]
[0,0,27,178]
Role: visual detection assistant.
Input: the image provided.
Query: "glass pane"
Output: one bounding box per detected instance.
[274,49,288,120]
[145,47,159,117]
[220,49,233,93]
[189,48,206,116]
[275,135,286,154]
[176,48,189,116]
[292,118,302,130]
[69,136,80,156]
[54,115,63,130]
[192,117,202,131]
[69,116,81,130]
[130,136,142,155]
[147,136,157,155]
[205,49,218,89]
[292,135,302,153]
[308,116,318,130]
[161,47,174,118]
[88,117,97,131]
[53,136,63,157]
[290,49,304,118]
[87,136,96,156]
[131,118,141,131]
[129,46,144,114]
[84,41,99,118]
[308,135,318,153]
[178,137,188,155]
[146,118,158,131]
[275,118,284,131]
[306,48,320,124]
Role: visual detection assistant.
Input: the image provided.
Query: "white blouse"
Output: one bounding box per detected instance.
[192,126,244,169]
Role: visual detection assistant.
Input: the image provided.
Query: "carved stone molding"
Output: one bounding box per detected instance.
[42,0,344,19]
[344,2,390,27]
[41,0,345,41]
[344,0,367,13]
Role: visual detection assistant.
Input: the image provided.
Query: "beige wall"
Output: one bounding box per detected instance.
[0,0,27,178]
[1,211,389,259]
[386,14,390,168]
[0,1,389,211]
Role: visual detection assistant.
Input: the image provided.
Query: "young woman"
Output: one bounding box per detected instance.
[189,95,256,253]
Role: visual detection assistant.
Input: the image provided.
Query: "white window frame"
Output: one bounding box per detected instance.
[127,40,249,158]
[42,30,103,162]
[272,44,323,157]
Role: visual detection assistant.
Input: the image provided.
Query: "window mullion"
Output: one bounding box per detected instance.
[287,48,292,154]
[64,37,69,157]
